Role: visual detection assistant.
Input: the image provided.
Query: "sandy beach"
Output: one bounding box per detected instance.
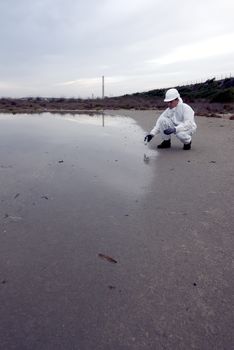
[0,110,233,350]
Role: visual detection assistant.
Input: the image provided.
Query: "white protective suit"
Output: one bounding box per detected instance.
[150,98,197,144]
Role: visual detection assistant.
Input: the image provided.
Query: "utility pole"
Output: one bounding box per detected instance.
[102,76,105,127]
[102,76,104,99]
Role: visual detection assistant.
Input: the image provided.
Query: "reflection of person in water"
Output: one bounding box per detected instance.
[144,88,197,150]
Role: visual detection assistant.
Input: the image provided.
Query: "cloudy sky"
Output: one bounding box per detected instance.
[1,0,234,98]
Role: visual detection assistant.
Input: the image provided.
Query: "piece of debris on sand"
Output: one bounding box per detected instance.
[98,253,117,264]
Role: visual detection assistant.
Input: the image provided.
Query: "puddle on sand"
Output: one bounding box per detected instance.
[0,113,157,200]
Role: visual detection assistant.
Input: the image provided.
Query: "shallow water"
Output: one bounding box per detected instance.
[0,113,159,347]
[0,113,157,200]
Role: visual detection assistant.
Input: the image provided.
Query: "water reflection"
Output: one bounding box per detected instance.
[0,113,157,198]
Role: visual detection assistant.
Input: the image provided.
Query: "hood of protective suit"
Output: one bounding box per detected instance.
[164,88,180,102]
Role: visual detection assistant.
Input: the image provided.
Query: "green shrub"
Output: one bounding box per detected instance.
[211,88,234,103]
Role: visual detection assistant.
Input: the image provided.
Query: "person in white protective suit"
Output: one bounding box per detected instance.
[144,88,197,150]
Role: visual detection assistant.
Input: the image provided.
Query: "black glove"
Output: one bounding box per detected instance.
[164,127,176,135]
[144,134,154,143]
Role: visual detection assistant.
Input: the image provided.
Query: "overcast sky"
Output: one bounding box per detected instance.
[1,0,234,98]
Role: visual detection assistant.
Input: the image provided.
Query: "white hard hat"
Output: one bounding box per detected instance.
[164,88,180,102]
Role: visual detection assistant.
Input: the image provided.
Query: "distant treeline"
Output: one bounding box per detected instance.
[0,77,234,116]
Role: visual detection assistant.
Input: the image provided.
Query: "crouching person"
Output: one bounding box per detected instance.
[144,88,197,150]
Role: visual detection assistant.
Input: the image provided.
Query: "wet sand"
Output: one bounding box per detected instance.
[0,111,233,350]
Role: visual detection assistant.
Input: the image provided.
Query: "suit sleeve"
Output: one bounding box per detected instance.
[150,110,167,136]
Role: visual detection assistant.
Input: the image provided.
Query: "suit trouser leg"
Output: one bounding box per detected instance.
[158,117,174,140]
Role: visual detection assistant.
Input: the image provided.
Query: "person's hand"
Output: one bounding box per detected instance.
[144,134,154,143]
[164,127,176,135]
